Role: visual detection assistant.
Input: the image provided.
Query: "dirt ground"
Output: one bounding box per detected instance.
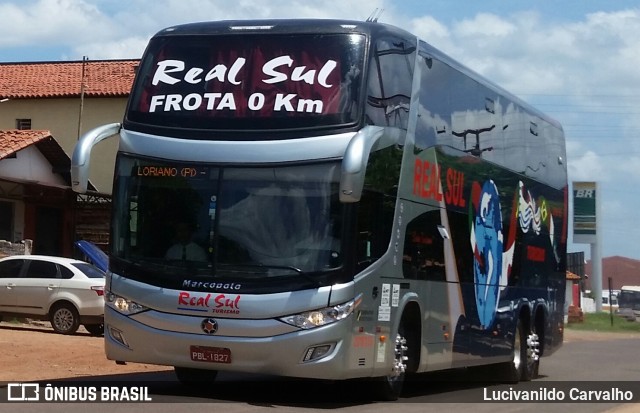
[0,321,172,382]
[0,320,637,382]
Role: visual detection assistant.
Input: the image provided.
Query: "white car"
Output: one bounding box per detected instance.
[0,255,105,335]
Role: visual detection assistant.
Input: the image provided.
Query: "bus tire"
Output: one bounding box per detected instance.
[174,367,218,386]
[520,320,540,381]
[501,318,539,383]
[373,325,409,401]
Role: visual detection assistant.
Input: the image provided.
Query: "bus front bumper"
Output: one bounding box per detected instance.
[104,306,362,380]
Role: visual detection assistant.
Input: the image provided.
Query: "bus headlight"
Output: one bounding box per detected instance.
[106,292,148,315]
[279,294,361,329]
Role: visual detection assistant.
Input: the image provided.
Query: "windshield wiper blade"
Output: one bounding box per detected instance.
[217,263,322,287]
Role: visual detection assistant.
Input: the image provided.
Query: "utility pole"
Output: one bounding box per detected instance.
[77,56,89,140]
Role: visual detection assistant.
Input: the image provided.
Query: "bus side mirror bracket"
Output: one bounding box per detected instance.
[340,126,401,203]
[71,123,121,193]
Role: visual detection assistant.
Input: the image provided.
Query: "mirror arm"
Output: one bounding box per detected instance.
[71,123,121,193]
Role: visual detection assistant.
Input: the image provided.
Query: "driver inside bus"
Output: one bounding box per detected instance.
[165,221,207,261]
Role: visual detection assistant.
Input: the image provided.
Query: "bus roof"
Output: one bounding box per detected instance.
[621,286,640,292]
[148,19,562,131]
[152,18,412,39]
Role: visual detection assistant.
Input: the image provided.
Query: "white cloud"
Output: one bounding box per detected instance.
[567,150,610,182]
[454,13,517,38]
[409,16,451,44]
[72,37,150,60]
[409,9,640,100]
[617,156,640,180]
[0,0,114,48]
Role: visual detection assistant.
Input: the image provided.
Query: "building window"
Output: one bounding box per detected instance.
[16,119,31,130]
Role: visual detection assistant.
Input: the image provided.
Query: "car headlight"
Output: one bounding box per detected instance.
[279,294,362,329]
[106,292,148,315]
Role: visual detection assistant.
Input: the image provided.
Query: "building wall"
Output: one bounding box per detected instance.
[0,97,126,193]
[0,146,67,186]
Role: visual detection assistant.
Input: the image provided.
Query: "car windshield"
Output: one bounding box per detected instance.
[73,263,105,279]
[112,155,343,282]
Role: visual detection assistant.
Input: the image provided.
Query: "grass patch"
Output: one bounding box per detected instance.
[566,311,640,333]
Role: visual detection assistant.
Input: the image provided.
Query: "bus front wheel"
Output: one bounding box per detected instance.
[373,328,408,401]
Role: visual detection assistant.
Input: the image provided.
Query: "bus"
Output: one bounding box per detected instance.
[71,19,568,400]
[617,286,640,321]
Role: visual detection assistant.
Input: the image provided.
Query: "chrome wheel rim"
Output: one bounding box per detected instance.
[391,333,408,378]
[513,326,522,371]
[53,308,74,332]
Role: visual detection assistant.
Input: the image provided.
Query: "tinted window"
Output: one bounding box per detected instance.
[112,155,343,277]
[25,260,58,279]
[402,210,445,281]
[127,33,365,134]
[355,191,394,270]
[0,259,24,278]
[365,36,415,130]
[60,265,75,280]
[72,263,105,279]
[355,146,400,270]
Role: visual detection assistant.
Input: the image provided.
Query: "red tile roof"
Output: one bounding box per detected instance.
[566,271,581,280]
[0,60,138,99]
[0,130,52,160]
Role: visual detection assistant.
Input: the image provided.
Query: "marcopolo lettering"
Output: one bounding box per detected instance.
[182,280,242,291]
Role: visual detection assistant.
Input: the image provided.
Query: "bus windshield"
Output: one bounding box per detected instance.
[111,155,343,283]
[126,33,366,134]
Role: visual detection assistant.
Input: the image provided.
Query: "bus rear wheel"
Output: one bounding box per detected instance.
[502,318,540,382]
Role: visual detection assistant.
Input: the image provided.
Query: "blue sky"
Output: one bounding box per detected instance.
[1,0,639,261]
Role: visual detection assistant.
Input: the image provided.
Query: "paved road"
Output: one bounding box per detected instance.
[3,330,639,412]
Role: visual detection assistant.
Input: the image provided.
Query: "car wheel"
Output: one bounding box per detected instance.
[50,303,80,335]
[84,323,104,336]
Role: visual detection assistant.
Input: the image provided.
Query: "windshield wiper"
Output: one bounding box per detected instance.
[217,263,322,287]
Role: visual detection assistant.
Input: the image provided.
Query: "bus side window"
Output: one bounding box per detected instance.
[402,209,445,281]
[355,146,401,271]
[365,36,415,130]
[355,191,394,271]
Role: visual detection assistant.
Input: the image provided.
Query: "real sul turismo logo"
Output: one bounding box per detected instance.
[6,383,152,402]
[178,291,241,314]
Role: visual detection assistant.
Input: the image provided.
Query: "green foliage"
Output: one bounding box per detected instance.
[566,312,640,333]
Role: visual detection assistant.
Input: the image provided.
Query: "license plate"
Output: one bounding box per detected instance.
[190,345,232,364]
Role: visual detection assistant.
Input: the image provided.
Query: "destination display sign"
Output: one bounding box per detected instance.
[127,33,365,131]
[134,165,208,179]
